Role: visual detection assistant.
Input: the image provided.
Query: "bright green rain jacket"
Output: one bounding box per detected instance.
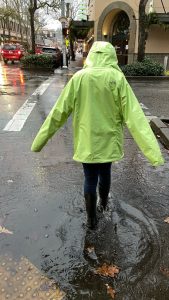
[31,42,164,166]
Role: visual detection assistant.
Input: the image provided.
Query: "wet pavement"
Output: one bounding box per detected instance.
[0,59,169,299]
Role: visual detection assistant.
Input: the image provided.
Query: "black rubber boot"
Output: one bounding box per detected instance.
[98,187,109,211]
[85,193,97,230]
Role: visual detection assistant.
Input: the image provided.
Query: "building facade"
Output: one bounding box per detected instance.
[88,0,169,65]
[0,17,31,47]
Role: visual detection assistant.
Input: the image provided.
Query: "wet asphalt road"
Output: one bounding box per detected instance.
[0,61,169,299]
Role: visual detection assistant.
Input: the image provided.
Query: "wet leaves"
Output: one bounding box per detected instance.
[85,246,98,261]
[95,263,120,278]
[0,226,13,235]
[160,267,169,277]
[106,284,116,299]
[164,217,169,223]
[7,179,13,184]
[86,246,95,253]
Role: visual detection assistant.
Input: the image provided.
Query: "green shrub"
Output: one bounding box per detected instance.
[121,58,164,76]
[21,54,54,68]
[27,50,34,54]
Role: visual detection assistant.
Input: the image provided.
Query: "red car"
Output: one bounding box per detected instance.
[35,46,43,54]
[1,44,25,64]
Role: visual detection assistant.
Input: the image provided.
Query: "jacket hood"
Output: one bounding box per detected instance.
[84,41,122,72]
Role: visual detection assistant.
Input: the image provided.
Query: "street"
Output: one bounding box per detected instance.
[0,61,169,299]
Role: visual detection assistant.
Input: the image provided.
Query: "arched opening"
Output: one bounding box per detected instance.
[112,11,130,65]
[97,1,137,64]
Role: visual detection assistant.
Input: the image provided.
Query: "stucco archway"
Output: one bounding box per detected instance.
[97,1,137,62]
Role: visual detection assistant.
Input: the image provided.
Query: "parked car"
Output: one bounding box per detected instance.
[35,46,43,54]
[1,43,25,64]
[38,46,62,67]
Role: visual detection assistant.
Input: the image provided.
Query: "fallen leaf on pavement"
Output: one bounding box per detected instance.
[106,284,116,299]
[85,246,98,261]
[7,179,13,183]
[164,217,169,223]
[86,247,95,253]
[0,226,13,234]
[95,263,120,278]
[160,267,169,277]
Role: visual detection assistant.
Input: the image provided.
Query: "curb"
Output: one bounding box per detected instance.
[126,76,169,80]
[150,118,169,149]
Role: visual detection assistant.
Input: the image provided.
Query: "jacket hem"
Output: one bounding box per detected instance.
[73,154,124,163]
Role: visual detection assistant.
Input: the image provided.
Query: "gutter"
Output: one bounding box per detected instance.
[150,118,169,149]
[126,76,169,80]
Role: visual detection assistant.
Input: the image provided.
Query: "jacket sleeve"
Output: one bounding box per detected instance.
[119,76,164,166]
[31,78,75,152]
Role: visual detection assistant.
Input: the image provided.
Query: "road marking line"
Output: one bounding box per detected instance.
[3,78,53,132]
[32,83,51,96]
[3,100,36,131]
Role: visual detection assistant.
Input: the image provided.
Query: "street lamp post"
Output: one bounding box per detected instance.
[60,0,72,69]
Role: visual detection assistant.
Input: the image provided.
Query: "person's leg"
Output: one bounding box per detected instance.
[83,163,99,195]
[82,163,99,229]
[98,163,112,211]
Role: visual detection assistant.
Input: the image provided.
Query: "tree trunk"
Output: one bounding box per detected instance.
[29,7,36,53]
[7,18,11,41]
[138,0,148,62]
[70,39,75,61]
[29,0,37,54]
[2,20,6,42]
[19,17,23,44]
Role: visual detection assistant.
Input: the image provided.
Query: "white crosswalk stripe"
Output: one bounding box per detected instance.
[3,78,54,132]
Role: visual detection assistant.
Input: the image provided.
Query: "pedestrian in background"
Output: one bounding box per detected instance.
[31,41,164,230]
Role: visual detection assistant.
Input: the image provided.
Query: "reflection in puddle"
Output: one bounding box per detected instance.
[0,63,7,85]
[0,63,25,95]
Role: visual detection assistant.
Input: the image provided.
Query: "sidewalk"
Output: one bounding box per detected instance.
[54,53,84,76]
[69,53,84,70]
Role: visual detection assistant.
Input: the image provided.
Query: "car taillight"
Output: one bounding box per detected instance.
[18,51,21,54]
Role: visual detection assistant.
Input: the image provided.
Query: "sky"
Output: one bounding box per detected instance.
[43,15,62,30]
[41,0,84,30]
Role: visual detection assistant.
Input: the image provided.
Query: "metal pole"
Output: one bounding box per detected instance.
[161,0,166,13]
[61,0,65,17]
[66,3,70,18]
[61,0,68,68]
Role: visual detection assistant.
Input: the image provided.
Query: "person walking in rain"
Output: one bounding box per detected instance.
[31,41,164,230]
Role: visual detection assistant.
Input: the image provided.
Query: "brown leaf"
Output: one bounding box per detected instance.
[106,284,116,299]
[0,226,13,234]
[160,267,169,277]
[164,217,169,223]
[86,247,95,254]
[95,263,120,278]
